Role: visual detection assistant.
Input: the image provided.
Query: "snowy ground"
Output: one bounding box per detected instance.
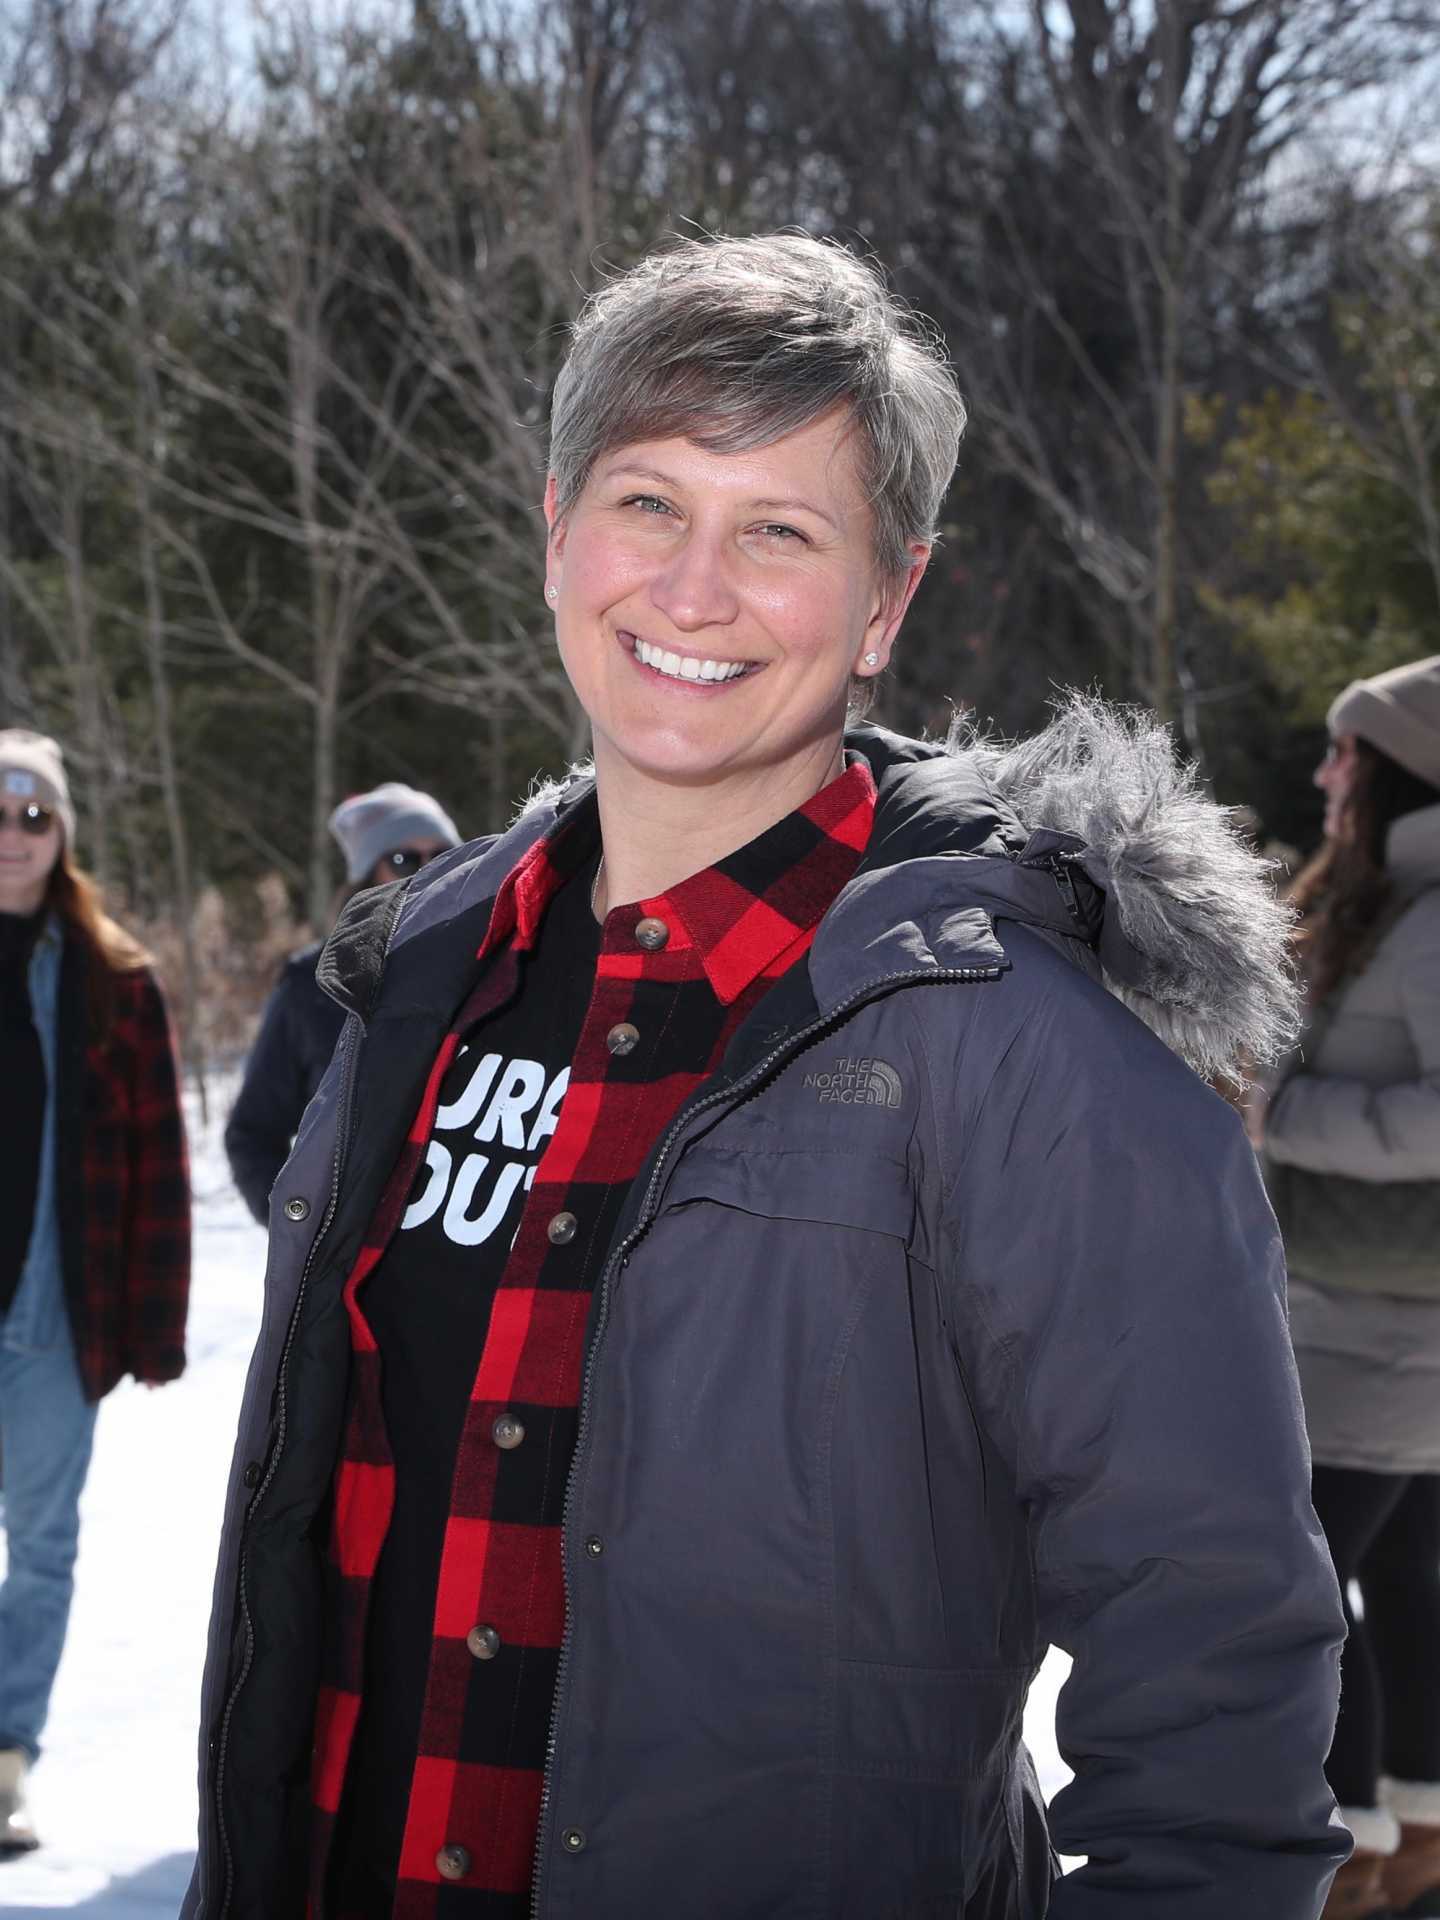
[0,1082,1072,1915]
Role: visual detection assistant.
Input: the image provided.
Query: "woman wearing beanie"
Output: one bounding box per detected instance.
[0,730,190,1855]
[224,783,462,1223]
[1256,655,1440,1919]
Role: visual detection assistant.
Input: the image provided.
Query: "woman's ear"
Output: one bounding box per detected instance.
[860,543,931,673]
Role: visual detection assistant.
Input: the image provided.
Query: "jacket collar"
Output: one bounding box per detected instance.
[316,727,1083,1029]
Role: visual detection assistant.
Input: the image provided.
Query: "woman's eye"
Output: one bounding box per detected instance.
[754,522,805,543]
[623,494,673,517]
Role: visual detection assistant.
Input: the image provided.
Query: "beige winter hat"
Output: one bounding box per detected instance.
[0,729,75,843]
[1327,655,1440,788]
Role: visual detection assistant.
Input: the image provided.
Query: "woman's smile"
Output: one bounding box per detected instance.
[620,630,764,689]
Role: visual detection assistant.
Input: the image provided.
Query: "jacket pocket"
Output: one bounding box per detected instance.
[835,1657,1027,1785]
[662,1144,916,1242]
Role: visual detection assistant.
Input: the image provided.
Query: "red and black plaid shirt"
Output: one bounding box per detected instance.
[312,760,876,1917]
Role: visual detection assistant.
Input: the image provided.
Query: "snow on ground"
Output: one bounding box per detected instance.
[1,1080,1072,1915]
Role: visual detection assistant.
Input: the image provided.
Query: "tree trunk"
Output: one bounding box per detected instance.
[1152,7,1184,732]
[311,653,340,928]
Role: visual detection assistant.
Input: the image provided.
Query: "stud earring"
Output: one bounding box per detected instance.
[546,584,558,603]
[863,651,880,667]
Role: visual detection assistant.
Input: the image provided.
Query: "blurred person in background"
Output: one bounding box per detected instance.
[224,783,461,1224]
[187,234,1343,1920]
[0,730,190,1857]
[1254,656,1440,1920]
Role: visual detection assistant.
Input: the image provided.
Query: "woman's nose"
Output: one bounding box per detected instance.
[647,529,740,631]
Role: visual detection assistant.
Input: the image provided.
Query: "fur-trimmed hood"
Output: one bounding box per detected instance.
[513,700,1301,1083]
[520,695,1298,1084]
[954,695,1300,1081]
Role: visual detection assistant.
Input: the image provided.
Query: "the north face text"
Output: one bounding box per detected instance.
[802,1055,903,1108]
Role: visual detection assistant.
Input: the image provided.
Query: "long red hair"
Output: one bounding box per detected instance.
[43,845,151,1038]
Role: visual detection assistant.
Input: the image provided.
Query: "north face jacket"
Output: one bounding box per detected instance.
[185,705,1346,1919]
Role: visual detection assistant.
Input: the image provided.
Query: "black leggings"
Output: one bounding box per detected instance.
[1311,1465,1440,1810]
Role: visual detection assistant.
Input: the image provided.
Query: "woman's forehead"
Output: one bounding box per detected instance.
[592,411,869,520]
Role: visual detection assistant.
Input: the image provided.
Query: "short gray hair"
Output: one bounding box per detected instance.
[548,233,966,584]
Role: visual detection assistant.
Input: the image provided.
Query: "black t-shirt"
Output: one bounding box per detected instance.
[332,859,603,1907]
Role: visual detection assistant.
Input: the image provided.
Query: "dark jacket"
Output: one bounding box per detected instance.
[224,940,347,1224]
[185,711,1346,1920]
[61,938,191,1400]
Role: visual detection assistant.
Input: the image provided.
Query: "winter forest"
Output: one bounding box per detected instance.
[3,0,1440,1072]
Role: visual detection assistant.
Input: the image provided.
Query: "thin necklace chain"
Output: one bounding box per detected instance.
[590,853,606,922]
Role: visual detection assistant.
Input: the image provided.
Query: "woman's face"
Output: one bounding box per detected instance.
[1314,732,1360,841]
[0,800,62,916]
[543,410,927,795]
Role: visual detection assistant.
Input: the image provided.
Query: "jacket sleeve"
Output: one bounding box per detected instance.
[224,966,314,1224]
[939,934,1346,1917]
[124,967,192,1384]
[1265,891,1440,1181]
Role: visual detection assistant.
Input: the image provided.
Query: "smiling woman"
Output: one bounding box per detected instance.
[190,235,1346,1920]
[541,236,964,910]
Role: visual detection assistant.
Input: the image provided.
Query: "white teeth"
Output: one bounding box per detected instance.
[633,637,748,683]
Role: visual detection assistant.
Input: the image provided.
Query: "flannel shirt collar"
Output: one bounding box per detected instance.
[479,756,877,1005]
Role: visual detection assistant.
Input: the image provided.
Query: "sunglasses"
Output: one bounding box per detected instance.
[0,802,56,836]
[380,845,441,878]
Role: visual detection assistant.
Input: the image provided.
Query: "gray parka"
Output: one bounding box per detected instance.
[1268,800,1440,1472]
[185,705,1346,1920]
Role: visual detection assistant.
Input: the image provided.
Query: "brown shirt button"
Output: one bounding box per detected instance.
[436,1843,471,1880]
[466,1624,501,1660]
[547,1211,578,1245]
[634,916,669,951]
[606,1022,640,1056]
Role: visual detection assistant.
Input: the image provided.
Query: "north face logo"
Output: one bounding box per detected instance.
[802,1055,904,1109]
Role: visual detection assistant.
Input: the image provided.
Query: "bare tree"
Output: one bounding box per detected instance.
[928,0,1440,732]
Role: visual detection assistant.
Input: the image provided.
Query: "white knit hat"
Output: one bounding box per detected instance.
[0,729,76,843]
[1327,655,1440,788]
[328,782,461,883]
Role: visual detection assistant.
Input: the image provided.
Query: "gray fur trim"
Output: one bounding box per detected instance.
[955,694,1301,1082]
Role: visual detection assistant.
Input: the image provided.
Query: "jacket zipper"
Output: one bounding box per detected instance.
[529,961,1004,1918]
[210,1010,364,1919]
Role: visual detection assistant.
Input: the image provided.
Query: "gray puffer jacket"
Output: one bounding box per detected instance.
[1267,801,1440,1472]
[185,704,1345,1920]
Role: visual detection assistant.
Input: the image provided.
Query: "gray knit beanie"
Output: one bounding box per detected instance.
[0,729,76,844]
[1328,655,1440,788]
[328,782,461,883]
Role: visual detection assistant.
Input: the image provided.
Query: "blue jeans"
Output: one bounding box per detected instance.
[0,1336,98,1761]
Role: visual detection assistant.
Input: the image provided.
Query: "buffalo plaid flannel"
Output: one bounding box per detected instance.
[73,958,191,1402]
[312,760,877,1917]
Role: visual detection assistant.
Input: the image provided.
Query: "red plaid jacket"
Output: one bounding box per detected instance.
[58,941,191,1401]
[312,762,877,1916]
